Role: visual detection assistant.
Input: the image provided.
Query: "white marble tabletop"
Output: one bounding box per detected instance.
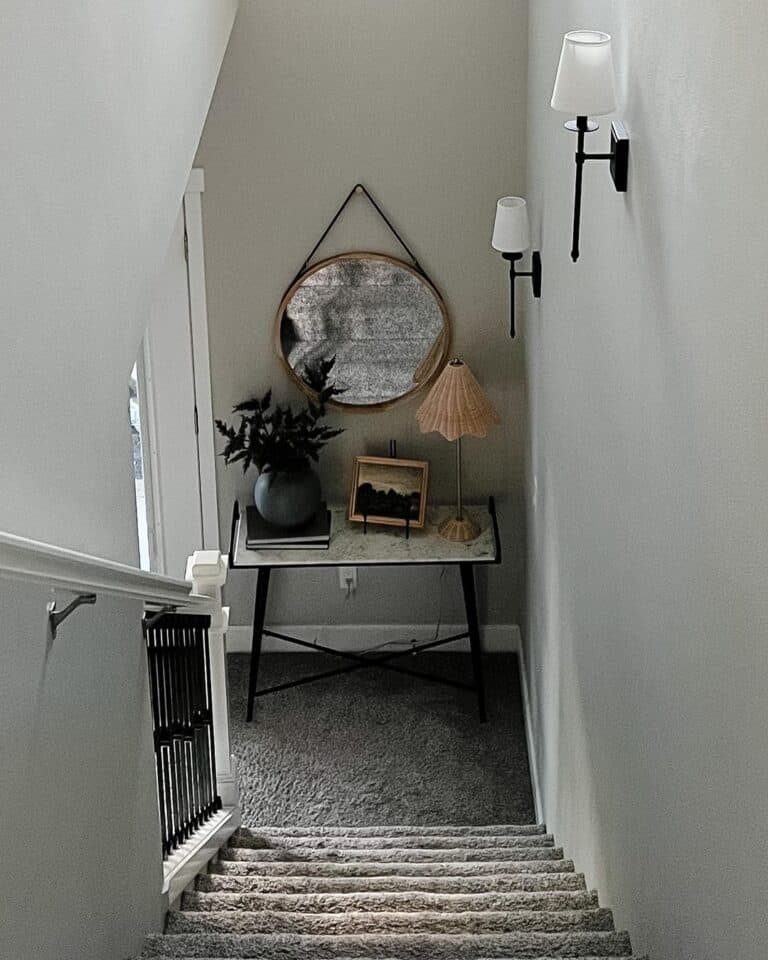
[230,502,499,568]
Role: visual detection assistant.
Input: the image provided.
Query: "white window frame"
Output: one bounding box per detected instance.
[132,350,161,572]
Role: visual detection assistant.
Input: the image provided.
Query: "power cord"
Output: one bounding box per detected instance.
[359,565,447,657]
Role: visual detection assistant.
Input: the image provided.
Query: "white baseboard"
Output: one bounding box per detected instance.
[226,623,521,655]
[517,637,544,825]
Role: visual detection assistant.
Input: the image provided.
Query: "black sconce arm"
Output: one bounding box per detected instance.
[568,116,629,262]
[502,251,542,338]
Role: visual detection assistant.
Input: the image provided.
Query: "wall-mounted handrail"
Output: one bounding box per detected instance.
[3,536,238,896]
[0,530,209,607]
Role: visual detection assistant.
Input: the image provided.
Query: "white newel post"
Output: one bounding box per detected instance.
[185,550,239,808]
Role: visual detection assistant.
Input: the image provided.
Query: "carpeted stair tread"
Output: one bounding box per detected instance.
[166,908,616,935]
[238,825,547,838]
[142,825,637,959]
[197,873,588,894]
[183,890,600,914]
[211,859,577,877]
[219,847,564,863]
[230,835,555,851]
[141,931,633,957]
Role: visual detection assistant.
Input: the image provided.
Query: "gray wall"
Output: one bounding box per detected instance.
[0,1,236,563]
[1,581,162,960]
[524,4,768,959]
[0,9,236,958]
[195,0,528,627]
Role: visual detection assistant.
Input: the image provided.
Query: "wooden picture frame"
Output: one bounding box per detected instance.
[349,456,429,529]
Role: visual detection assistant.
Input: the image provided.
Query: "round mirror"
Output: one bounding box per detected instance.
[276,253,450,410]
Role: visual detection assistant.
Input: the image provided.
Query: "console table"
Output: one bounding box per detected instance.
[228,498,500,723]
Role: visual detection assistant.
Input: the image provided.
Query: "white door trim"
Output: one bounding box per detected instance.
[183,169,220,551]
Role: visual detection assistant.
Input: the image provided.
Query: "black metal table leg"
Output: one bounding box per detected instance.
[460,562,487,723]
[247,566,271,721]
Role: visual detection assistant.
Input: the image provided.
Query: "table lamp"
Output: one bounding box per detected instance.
[416,358,500,542]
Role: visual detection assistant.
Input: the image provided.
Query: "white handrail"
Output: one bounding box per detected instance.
[0,530,208,606]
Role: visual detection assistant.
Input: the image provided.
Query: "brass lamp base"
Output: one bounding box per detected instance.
[438,513,480,543]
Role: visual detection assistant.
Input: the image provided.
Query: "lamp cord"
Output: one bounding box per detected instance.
[359,564,447,656]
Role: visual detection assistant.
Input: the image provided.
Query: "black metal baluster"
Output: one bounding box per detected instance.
[144,612,217,860]
[169,625,185,847]
[181,626,194,833]
[194,623,211,818]
[187,625,198,827]
[162,626,176,849]
[177,626,191,841]
[147,633,168,856]
[190,624,203,826]
[202,619,221,814]
[163,626,180,850]
[158,626,173,853]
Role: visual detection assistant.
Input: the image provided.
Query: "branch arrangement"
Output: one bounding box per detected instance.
[215,357,345,474]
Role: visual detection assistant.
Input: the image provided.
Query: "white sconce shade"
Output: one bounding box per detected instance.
[490,196,541,337]
[491,197,530,253]
[551,30,617,117]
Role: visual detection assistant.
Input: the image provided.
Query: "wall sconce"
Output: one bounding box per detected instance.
[551,30,629,262]
[491,197,542,339]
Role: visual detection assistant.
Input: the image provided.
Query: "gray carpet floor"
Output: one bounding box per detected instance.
[227,651,535,827]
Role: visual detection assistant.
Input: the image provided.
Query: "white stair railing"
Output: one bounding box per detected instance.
[1,532,242,954]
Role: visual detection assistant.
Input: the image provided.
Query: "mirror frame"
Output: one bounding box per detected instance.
[275,252,451,413]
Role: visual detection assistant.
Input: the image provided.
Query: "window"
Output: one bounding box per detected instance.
[129,359,154,571]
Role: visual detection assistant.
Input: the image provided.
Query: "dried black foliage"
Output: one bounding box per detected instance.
[215,357,345,474]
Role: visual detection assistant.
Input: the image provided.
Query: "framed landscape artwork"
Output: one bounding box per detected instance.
[349,456,429,529]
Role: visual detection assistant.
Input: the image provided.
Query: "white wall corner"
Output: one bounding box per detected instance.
[516,637,543,825]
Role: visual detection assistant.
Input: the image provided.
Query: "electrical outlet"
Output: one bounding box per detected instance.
[339,566,357,595]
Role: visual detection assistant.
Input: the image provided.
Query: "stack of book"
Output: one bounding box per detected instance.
[245,503,332,550]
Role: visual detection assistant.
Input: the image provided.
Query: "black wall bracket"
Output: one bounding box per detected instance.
[143,604,179,630]
[47,593,96,641]
[609,120,630,191]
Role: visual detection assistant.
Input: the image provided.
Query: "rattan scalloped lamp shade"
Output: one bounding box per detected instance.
[416,359,500,541]
[416,359,500,440]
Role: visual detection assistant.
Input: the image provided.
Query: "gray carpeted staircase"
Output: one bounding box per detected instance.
[141,825,645,959]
